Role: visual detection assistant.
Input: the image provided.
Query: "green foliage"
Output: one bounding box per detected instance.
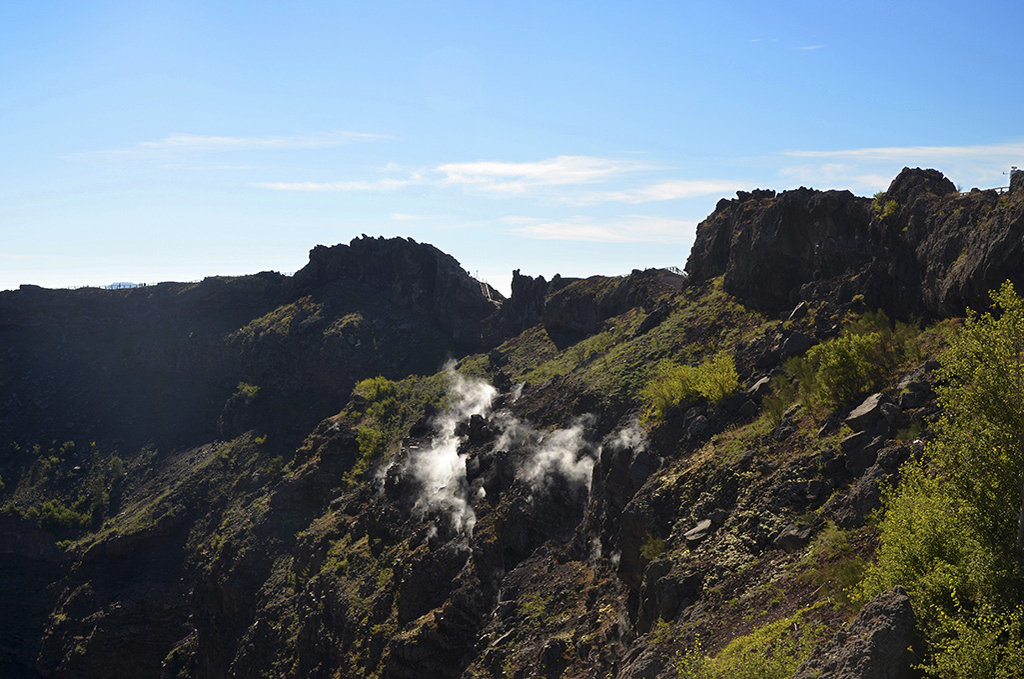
[806,331,887,409]
[923,601,1024,678]
[767,310,918,417]
[798,522,865,609]
[232,381,260,402]
[342,372,449,485]
[858,459,999,626]
[860,281,1024,668]
[264,455,284,476]
[353,375,397,403]
[352,427,387,477]
[675,607,825,679]
[35,498,91,531]
[641,535,666,561]
[516,593,551,626]
[873,192,899,219]
[641,351,739,421]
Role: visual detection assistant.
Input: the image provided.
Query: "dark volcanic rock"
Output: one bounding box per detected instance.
[791,586,923,679]
[542,269,686,344]
[491,269,549,336]
[686,167,1024,318]
[685,187,874,311]
[292,236,502,347]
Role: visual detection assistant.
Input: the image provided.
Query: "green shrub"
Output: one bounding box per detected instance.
[642,351,739,421]
[341,372,449,485]
[233,381,260,402]
[641,535,665,561]
[768,309,918,416]
[675,607,825,679]
[353,376,397,403]
[857,459,998,627]
[351,427,387,477]
[805,331,887,409]
[36,499,90,532]
[873,192,899,219]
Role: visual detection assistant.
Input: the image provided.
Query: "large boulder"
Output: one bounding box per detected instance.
[791,586,923,679]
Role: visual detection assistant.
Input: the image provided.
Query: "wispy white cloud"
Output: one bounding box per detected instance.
[796,44,825,50]
[778,140,1024,192]
[258,154,654,198]
[778,163,892,191]
[784,141,1024,161]
[505,215,696,244]
[573,178,754,205]
[436,155,653,194]
[257,177,419,191]
[101,131,388,158]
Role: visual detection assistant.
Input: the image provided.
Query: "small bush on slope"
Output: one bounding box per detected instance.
[675,606,825,679]
[641,351,739,422]
[767,309,919,418]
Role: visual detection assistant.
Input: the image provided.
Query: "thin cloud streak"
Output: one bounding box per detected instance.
[100,131,389,158]
[778,163,893,190]
[257,178,420,191]
[785,141,1024,160]
[436,155,652,194]
[573,178,754,205]
[506,215,696,244]
[258,154,655,197]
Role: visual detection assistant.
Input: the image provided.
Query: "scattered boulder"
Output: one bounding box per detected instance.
[840,431,884,476]
[788,301,809,321]
[747,376,772,400]
[844,393,889,432]
[684,519,714,544]
[616,644,667,679]
[638,560,702,633]
[773,524,813,553]
[780,332,815,359]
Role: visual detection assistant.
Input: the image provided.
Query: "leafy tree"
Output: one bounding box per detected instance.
[934,281,1024,563]
[861,281,1024,675]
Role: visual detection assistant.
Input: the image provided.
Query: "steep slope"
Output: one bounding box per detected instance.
[2,168,1023,679]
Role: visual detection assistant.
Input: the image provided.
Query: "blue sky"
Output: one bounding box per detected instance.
[3,1,1023,294]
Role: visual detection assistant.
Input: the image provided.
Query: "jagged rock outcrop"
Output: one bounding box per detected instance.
[685,187,875,312]
[687,167,1024,317]
[489,269,549,336]
[293,236,503,347]
[791,586,923,679]
[542,269,687,344]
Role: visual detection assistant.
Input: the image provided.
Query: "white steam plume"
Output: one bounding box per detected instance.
[517,416,596,494]
[608,420,647,453]
[406,366,497,536]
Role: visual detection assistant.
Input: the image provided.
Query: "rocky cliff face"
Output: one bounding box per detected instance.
[2,168,1021,678]
[686,167,1024,317]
